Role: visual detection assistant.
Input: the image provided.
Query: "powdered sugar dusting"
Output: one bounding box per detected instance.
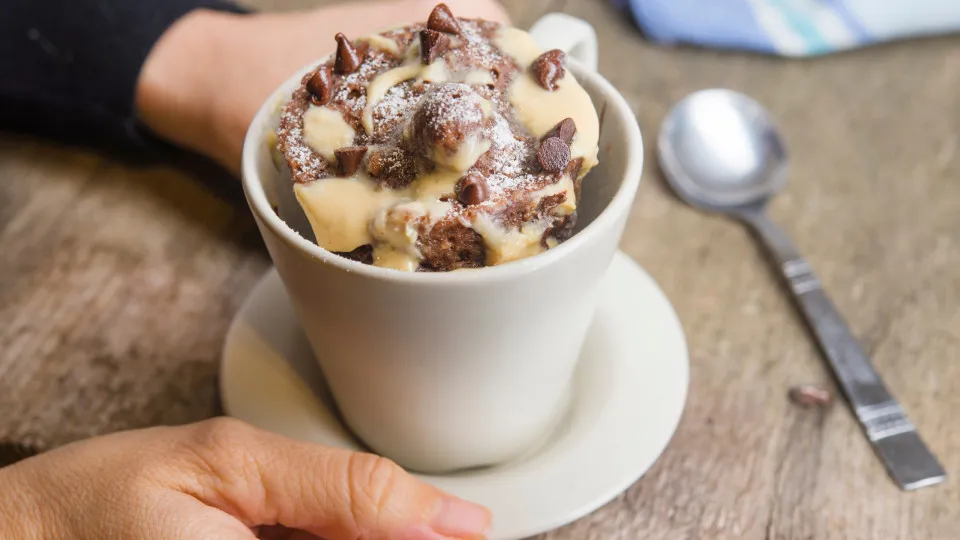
[278,21,544,193]
[421,83,484,129]
[479,112,536,195]
[275,16,591,270]
[372,82,420,142]
[459,20,501,70]
[488,114,523,176]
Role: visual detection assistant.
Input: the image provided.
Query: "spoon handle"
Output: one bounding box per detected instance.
[741,210,946,490]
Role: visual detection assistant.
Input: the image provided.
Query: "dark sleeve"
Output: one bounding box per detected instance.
[0,0,249,151]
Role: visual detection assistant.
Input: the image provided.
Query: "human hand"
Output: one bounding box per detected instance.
[136,0,510,174]
[0,418,490,539]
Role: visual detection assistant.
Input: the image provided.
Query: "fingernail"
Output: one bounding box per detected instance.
[430,496,492,538]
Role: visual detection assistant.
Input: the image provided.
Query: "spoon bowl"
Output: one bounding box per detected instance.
[658,89,788,211]
[655,88,947,491]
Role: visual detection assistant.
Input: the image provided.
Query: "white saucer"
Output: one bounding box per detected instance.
[220,251,688,540]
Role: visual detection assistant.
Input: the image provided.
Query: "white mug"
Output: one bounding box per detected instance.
[241,13,643,473]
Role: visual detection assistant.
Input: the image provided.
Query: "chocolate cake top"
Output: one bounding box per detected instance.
[276,3,599,271]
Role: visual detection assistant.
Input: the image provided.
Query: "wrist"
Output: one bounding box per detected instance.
[136,9,240,171]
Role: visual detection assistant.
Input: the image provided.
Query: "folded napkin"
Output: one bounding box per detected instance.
[614,0,960,56]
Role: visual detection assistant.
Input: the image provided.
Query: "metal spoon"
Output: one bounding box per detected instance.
[657,88,945,491]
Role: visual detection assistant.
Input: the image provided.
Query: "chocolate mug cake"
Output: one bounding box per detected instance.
[276,3,599,271]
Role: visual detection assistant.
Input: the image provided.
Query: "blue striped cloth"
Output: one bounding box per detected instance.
[614,0,960,56]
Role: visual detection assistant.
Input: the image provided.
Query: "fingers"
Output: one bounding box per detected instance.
[174,418,491,540]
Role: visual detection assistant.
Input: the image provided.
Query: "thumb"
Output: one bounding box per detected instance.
[174,418,491,540]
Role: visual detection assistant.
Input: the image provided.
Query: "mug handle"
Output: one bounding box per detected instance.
[529,13,599,71]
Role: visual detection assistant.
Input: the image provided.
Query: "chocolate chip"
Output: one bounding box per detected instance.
[427,3,462,34]
[456,175,489,205]
[335,146,367,176]
[788,385,834,408]
[306,65,335,106]
[538,137,571,173]
[531,49,566,91]
[544,117,577,145]
[419,29,450,65]
[335,33,363,74]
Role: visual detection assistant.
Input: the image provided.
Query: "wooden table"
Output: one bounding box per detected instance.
[1,1,958,538]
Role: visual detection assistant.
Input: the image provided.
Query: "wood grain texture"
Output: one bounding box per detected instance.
[1,1,958,538]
